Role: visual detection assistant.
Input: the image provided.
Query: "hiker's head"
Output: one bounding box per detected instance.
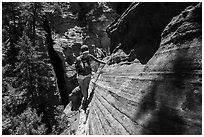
[91,44,96,49]
[81,45,89,57]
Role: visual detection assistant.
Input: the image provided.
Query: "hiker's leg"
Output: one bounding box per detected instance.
[84,75,91,92]
[77,76,84,90]
[82,75,91,110]
[77,75,85,108]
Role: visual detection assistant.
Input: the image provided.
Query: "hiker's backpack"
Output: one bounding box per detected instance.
[75,55,92,75]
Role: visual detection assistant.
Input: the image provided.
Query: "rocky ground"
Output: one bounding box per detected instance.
[61,78,96,135]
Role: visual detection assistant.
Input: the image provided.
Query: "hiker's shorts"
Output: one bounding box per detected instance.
[77,74,91,107]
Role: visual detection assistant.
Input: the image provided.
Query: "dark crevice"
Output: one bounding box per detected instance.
[42,15,69,106]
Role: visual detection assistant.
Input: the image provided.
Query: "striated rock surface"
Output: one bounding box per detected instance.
[107,2,198,64]
[83,3,202,135]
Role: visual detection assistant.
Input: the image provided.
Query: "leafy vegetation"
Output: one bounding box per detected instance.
[2,2,59,134]
[2,2,114,135]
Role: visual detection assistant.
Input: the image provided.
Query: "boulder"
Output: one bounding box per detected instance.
[69,86,83,111]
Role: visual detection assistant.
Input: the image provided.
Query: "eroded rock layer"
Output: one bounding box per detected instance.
[85,3,202,135]
[107,2,198,64]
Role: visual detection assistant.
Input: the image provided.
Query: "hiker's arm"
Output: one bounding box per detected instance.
[90,54,106,64]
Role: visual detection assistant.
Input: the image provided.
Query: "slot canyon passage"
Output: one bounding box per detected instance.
[2,2,202,135]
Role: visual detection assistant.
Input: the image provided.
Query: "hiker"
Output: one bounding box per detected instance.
[91,44,106,72]
[75,45,106,111]
[91,44,105,60]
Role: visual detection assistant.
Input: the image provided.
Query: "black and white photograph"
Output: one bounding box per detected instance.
[2,1,202,135]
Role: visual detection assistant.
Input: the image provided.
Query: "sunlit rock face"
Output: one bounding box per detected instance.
[107,2,198,64]
[85,3,201,135]
[84,4,117,53]
[47,2,117,58]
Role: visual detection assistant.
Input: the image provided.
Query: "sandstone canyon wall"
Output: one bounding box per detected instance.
[84,3,201,135]
[107,2,198,64]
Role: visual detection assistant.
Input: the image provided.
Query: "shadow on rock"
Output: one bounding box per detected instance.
[134,54,198,134]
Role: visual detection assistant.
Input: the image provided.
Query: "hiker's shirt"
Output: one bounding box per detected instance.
[75,53,104,77]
